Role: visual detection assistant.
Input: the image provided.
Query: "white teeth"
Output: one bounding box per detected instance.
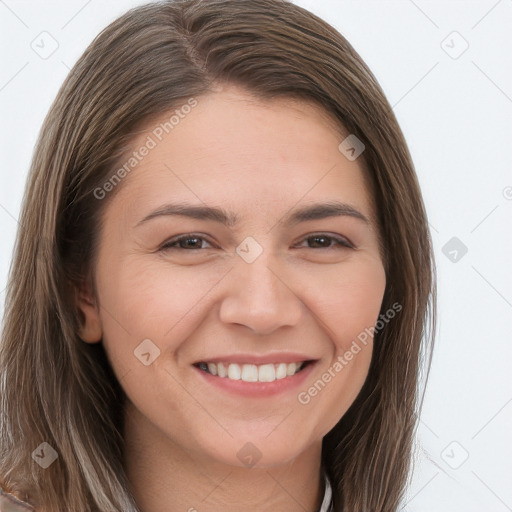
[276,363,287,379]
[199,361,306,381]
[258,364,275,382]
[241,364,258,382]
[217,362,227,378]
[286,363,297,376]
[228,363,241,380]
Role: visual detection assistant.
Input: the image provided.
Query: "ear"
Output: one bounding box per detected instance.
[76,277,103,344]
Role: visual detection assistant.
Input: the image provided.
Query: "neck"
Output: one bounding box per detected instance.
[123,401,325,512]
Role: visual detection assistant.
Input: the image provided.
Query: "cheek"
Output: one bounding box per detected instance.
[95,257,223,373]
[295,256,386,435]
[309,255,386,350]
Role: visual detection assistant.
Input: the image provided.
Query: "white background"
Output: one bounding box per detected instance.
[1,1,511,510]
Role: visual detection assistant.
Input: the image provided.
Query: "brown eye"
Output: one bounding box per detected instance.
[298,234,353,249]
[160,234,214,251]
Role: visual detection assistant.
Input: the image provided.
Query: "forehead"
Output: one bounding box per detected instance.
[105,86,376,226]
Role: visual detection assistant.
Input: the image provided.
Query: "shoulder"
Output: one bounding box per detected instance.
[0,488,36,511]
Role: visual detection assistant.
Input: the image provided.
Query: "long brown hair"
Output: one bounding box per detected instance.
[0,0,436,510]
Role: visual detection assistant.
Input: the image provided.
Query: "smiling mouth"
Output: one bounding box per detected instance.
[194,361,312,383]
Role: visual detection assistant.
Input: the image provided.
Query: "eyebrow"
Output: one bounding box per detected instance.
[136,200,369,228]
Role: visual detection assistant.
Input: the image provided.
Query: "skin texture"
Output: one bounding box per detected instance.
[78,84,387,512]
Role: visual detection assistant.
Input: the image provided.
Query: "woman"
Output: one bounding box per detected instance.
[0,0,436,510]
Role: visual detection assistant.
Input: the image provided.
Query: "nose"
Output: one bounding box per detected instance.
[218,252,304,336]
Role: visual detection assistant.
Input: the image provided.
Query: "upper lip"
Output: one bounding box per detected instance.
[194,352,319,365]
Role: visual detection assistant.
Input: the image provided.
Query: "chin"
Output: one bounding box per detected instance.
[195,425,316,469]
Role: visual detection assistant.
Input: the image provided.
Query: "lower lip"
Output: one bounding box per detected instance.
[193,362,317,398]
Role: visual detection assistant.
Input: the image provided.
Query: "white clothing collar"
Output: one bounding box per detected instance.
[319,472,333,512]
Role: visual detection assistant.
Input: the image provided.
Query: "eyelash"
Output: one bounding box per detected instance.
[159,233,354,251]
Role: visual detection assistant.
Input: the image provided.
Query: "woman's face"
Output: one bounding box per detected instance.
[79,84,386,468]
